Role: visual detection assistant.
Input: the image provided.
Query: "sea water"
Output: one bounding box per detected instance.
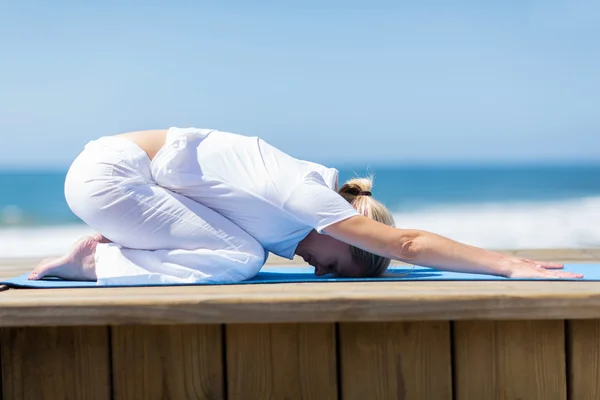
[1,164,599,257]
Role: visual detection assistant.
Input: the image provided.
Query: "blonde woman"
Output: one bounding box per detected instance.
[29,127,583,284]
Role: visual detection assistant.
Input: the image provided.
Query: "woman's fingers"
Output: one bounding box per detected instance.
[543,269,583,279]
[535,261,565,269]
[551,271,584,279]
[509,264,583,279]
[517,258,564,269]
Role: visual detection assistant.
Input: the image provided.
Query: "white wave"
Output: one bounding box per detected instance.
[0,224,96,258]
[392,196,600,249]
[0,196,598,259]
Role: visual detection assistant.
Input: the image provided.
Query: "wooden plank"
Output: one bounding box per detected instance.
[226,323,337,400]
[0,263,38,280]
[2,281,600,325]
[112,324,223,400]
[338,321,451,399]
[453,320,566,400]
[0,326,110,400]
[567,320,600,399]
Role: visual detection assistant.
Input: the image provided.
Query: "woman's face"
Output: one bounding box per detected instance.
[297,233,365,277]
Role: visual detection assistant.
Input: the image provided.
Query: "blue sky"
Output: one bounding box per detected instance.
[0,0,599,168]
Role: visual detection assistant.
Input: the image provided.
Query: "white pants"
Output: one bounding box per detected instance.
[64,136,266,285]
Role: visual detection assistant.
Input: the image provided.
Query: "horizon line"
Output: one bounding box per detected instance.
[1,159,600,173]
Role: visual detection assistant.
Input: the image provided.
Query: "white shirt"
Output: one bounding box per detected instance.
[151,127,360,259]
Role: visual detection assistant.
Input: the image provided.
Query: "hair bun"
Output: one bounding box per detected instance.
[338,177,373,201]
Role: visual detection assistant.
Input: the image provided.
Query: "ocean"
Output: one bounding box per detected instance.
[1,164,599,258]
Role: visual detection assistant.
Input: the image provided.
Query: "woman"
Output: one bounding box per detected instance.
[29,127,583,284]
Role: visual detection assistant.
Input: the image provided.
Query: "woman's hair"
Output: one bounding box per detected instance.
[338,176,395,277]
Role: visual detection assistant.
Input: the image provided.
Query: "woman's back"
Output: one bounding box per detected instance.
[144,127,353,259]
[115,129,168,161]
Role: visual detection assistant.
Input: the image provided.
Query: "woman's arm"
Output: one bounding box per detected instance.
[324,215,583,279]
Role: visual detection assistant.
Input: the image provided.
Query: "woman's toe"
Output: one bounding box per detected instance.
[28,258,64,280]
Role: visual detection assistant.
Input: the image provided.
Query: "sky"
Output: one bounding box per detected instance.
[0,0,599,168]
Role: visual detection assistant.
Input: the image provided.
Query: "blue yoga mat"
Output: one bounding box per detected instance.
[1,264,599,289]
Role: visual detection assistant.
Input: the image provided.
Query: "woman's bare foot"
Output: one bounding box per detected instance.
[28,236,99,281]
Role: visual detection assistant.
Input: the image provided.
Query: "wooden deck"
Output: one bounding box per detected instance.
[1,251,600,399]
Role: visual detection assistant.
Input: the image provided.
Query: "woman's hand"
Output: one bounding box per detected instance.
[504,257,584,279]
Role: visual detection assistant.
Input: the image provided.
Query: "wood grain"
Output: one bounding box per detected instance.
[339,321,452,400]
[111,324,223,400]
[0,265,36,280]
[0,326,110,400]
[567,319,600,399]
[2,281,600,325]
[453,320,567,400]
[226,323,337,400]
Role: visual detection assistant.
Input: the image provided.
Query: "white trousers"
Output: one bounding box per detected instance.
[64,136,266,285]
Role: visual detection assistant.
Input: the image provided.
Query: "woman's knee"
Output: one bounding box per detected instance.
[235,231,265,258]
[238,255,266,282]
[234,236,267,277]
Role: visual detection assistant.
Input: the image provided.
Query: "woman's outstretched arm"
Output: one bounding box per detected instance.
[325,215,583,279]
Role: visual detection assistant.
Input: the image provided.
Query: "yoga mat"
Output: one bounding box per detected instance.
[1,264,599,289]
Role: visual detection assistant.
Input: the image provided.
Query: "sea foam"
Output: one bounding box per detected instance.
[0,225,96,258]
[392,196,600,250]
[0,196,598,258]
